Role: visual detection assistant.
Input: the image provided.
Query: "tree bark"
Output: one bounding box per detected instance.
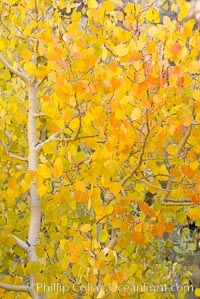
[27,84,41,247]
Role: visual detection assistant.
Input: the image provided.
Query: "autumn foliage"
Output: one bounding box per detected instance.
[0,0,200,298]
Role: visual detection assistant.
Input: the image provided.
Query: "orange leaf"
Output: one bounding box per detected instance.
[52,158,63,178]
[114,205,126,216]
[152,223,166,237]
[53,193,64,202]
[170,43,181,54]
[43,95,50,101]
[74,191,88,202]
[147,75,158,86]
[59,60,68,68]
[131,232,145,244]
[109,182,121,194]
[130,52,141,61]
[137,81,148,93]
[165,222,174,232]
[8,178,17,188]
[110,114,121,128]
[138,200,156,217]
[181,165,194,178]
[113,271,125,284]
[138,200,151,215]
[69,252,79,263]
[111,77,121,89]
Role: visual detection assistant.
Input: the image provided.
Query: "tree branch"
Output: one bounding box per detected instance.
[1,142,28,161]
[0,282,29,292]
[34,132,60,153]
[161,124,193,204]
[0,54,29,82]
[162,202,200,206]
[107,228,117,250]
[140,0,156,14]
[107,236,117,250]
[12,234,29,251]
[132,175,172,192]
[122,130,149,187]
[56,134,99,142]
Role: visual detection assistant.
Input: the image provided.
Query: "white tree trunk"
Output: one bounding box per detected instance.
[27,84,44,299]
[27,84,41,247]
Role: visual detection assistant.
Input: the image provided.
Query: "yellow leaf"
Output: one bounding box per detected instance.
[176,212,187,223]
[6,235,17,247]
[69,118,79,131]
[188,61,200,74]
[0,40,4,50]
[21,49,32,60]
[21,170,35,192]
[115,109,124,119]
[23,26,32,36]
[146,8,160,23]
[114,44,128,57]
[190,161,199,171]
[53,158,63,178]
[74,181,86,192]
[192,90,200,101]
[88,0,98,9]
[129,263,137,275]
[35,66,48,79]
[131,108,141,121]
[99,229,109,243]
[159,164,169,176]
[72,264,81,277]
[59,239,68,250]
[23,62,36,74]
[80,224,91,232]
[37,185,46,197]
[144,294,155,299]
[148,26,159,38]
[163,16,171,27]
[27,262,42,275]
[102,1,115,13]
[167,144,177,155]
[109,182,121,194]
[43,140,57,155]
[178,2,190,22]
[102,47,108,60]
[37,164,51,179]
[187,207,200,220]
[195,288,200,297]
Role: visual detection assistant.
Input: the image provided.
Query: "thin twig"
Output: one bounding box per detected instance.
[132,175,172,192]
[122,128,149,187]
[1,142,28,161]
[162,202,200,206]
[140,1,157,14]
[0,54,29,82]
[0,282,29,292]
[161,122,193,204]
[34,131,60,153]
